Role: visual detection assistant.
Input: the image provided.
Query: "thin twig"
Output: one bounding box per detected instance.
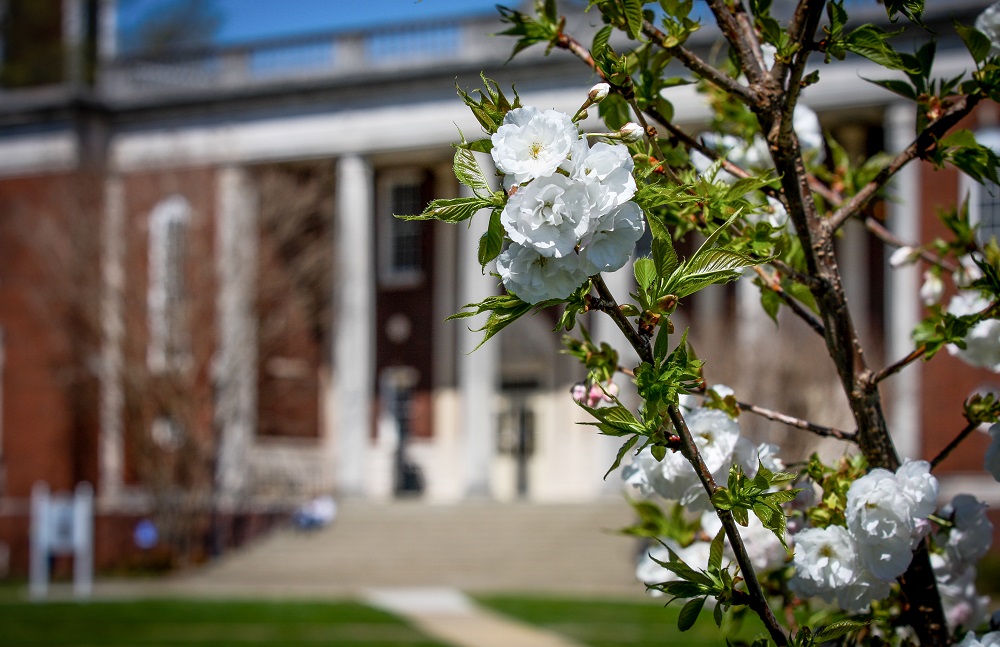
[641,20,755,104]
[871,345,927,385]
[736,400,856,441]
[930,420,980,469]
[751,266,826,336]
[828,95,981,232]
[863,216,958,273]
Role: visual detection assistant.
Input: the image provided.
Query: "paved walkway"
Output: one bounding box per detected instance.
[365,587,588,647]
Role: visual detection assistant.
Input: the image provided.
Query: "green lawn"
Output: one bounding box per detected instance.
[0,599,451,647]
[475,594,770,647]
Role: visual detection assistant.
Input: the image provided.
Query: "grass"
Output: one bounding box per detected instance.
[475,594,771,647]
[0,598,452,647]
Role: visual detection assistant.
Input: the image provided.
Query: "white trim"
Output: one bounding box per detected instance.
[0,133,77,177]
[885,103,922,461]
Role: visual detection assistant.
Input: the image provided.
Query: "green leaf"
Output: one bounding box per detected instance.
[634,257,657,291]
[622,0,645,40]
[652,237,680,280]
[956,23,992,64]
[401,196,490,222]
[814,619,871,643]
[708,527,725,571]
[845,25,913,72]
[884,0,923,25]
[678,597,706,632]
[454,146,491,197]
[592,24,614,59]
[861,76,916,101]
[478,209,505,268]
[605,434,640,478]
[713,600,723,627]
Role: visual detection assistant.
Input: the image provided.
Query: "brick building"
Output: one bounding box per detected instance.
[0,0,996,575]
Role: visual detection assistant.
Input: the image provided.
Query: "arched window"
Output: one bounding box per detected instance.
[147,195,191,372]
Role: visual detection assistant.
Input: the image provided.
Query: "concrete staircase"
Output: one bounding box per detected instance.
[171,500,645,597]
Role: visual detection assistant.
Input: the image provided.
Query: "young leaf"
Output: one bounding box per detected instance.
[678,596,706,632]
[454,146,491,197]
[708,527,725,572]
[956,23,992,64]
[845,25,913,72]
[605,434,640,478]
[401,196,490,222]
[478,209,505,268]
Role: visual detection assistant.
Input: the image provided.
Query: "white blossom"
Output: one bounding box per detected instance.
[501,173,595,258]
[943,494,993,572]
[957,631,1000,647]
[700,509,788,573]
[845,468,917,580]
[789,525,890,612]
[579,201,645,274]
[491,106,578,186]
[956,253,986,288]
[985,423,1000,482]
[946,291,1000,372]
[496,242,590,304]
[565,139,636,213]
[623,407,741,509]
[933,553,990,632]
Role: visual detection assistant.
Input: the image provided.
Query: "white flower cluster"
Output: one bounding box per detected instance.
[946,290,1000,372]
[491,106,646,303]
[790,460,938,612]
[622,406,784,510]
[958,631,1000,647]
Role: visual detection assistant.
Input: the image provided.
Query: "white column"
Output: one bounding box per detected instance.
[214,166,258,501]
[333,154,374,496]
[885,103,921,461]
[458,188,498,498]
[99,175,124,502]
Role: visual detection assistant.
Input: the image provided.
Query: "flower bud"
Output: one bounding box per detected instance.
[920,270,944,306]
[889,246,915,268]
[619,122,644,143]
[588,82,610,103]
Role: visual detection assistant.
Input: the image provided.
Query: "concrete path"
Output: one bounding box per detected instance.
[365,587,588,647]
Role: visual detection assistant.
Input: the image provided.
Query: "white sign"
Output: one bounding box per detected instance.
[29,481,93,599]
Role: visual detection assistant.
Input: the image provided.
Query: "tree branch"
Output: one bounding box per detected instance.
[736,399,856,441]
[705,0,767,86]
[641,20,755,104]
[930,420,980,469]
[751,266,826,337]
[863,216,958,273]
[828,94,981,232]
[871,345,927,385]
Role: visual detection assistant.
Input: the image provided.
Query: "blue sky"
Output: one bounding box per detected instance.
[118,0,504,47]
